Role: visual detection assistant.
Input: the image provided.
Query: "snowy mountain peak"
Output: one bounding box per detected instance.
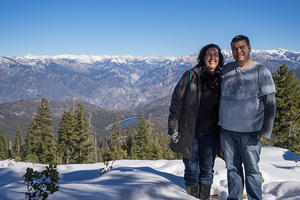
[19,54,180,65]
[4,49,298,65]
[0,56,19,65]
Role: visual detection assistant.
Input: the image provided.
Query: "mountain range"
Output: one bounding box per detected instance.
[1,49,300,110]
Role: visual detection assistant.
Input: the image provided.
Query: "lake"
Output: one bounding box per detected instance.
[119,117,141,126]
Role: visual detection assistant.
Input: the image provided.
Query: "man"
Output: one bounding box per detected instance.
[219,35,276,200]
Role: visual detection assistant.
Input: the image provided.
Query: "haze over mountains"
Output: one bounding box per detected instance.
[1,49,300,110]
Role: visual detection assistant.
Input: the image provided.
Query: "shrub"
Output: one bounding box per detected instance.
[23,163,59,200]
[14,156,22,162]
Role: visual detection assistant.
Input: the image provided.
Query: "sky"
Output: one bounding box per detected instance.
[0,146,300,200]
[1,0,300,57]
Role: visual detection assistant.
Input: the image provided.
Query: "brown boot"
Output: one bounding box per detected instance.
[186,185,199,198]
[199,183,211,200]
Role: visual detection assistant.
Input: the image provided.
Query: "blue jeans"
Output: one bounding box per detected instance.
[220,129,262,200]
[183,131,219,186]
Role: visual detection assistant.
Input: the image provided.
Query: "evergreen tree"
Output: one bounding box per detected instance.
[13,127,23,159]
[0,129,8,160]
[136,111,152,159]
[57,110,75,164]
[127,131,138,159]
[98,136,110,162]
[88,113,98,163]
[22,118,39,162]
[73,102,93,163]
[93,134,99,163]
[151,134,163,159]
[272,65,300,153]
[108,116,127,160]
[22,98,56,163]
[36,98,56,163]
[95,137,103,162]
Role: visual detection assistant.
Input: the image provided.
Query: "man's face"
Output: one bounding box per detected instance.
[231,40,251,65]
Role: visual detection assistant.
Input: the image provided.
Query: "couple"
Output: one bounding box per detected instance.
[168,35,276,200]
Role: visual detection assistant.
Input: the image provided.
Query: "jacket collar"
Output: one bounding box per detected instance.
[191,65,202,77]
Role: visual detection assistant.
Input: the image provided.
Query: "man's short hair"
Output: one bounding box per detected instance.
[231,35,250,47]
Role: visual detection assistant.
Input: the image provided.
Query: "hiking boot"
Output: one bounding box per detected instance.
[199,183,211,200]
[186,185,199,198]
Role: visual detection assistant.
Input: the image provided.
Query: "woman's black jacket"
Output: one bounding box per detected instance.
[168,65,203,159]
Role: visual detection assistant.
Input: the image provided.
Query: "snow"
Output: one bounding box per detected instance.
[18,54,180,65]
[130,73,140,83]
[2,49,300,67]
[0,146,299,200]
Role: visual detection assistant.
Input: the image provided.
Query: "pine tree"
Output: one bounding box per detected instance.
[36,98,57,163]
[87,113,98,163]
[107,116,127,160]
[151,134,163,159]
[0,129,8,160]
[22,118,39,162]
[90,114,99,163]
[272,65,300,153]
[73,102,93,163]
[13,127,23,159]
[57,110,75,164]
[127,131,138,159]
[22,98,56,163]
[98,136,110,162]
[136,111,152,159]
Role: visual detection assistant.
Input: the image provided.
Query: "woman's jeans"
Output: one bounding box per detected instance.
[220,128,262,200]
[183,131,219,186]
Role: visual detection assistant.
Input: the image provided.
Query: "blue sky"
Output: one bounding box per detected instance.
[1,0,299,57]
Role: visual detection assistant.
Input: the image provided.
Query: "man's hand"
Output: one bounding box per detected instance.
[258,135,265,141]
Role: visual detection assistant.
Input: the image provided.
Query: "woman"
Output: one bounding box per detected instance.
[168,44,224,199]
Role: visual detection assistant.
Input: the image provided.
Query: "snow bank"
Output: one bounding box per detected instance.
[0,147,299,200]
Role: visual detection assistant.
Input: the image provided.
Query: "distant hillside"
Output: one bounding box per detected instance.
[0,97,170,140]
[0,99,132,140]
[137,95,171,133]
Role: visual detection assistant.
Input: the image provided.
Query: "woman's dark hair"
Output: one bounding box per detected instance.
[197,44,224,68]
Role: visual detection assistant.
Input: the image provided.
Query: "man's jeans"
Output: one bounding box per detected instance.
[183,131,219,186]
[220,129,262,200]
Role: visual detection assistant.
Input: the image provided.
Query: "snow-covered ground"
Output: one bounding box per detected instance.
[0,146,299,200]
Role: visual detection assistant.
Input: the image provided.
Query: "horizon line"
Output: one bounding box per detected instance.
[1,48,300,59]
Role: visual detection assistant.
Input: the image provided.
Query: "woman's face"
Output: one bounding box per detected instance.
[204,47,219,72]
